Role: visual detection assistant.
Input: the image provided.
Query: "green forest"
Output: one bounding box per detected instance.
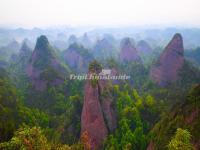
[0,30,200,150]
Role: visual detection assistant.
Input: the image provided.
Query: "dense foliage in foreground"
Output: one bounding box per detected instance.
[0,32,200,150]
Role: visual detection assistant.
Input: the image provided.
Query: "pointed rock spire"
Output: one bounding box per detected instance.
[81,61,116,149]
[150,33,184,86]
[26,35,69,91]
[119,37,141,62]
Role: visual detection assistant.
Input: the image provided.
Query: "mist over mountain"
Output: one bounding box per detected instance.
[0,25,200,150]
[137,40,152,54]
[1,26,200,49]
[0,0,200,148]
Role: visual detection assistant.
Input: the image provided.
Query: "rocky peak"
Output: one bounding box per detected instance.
[150,33,184,86]
[67,42,80,50]
[81,80,108,150]
[95,38,112,50]
[63,43,93,73]
[164,33,183,55]
[82,33,91,45]
[120,37,135,47]
[30,35,57,70]
[81,61,116,149]
[21,41,30,52]
[93,38,116,60]
[121,37,133,47]
[35,35,49,50]
[68,34,78,45]
[20,41,31,56]
[17,41,32,68]
[119,37,141,62]
[26,35,69,91]
[81,33,92,49]
[34,35,56,59]
[22,38,34,49]
[136,40,152,54]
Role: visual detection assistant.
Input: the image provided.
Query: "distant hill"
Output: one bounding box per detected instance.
[63,43,93,73]
[26,35,70,91]
[150,33,184,86]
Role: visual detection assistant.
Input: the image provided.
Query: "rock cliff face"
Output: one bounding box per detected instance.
[119,37,141,62]
[81,80,108,149]
[81,61,116,149]
[63,43,93,72]
[26,35,69,91]
[150,33,184,86]
[146,141,155,150]
[99,80,117,132]
[136,40,152,54]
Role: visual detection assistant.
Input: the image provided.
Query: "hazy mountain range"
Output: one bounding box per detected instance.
[1,27,200,49]
[0,26,200,150]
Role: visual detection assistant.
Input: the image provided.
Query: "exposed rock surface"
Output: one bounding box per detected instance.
[26,35,69,91]
[119,37,141,62]
[146,141,155,150]
[99,80,117,132]
[136,40,152,54]
[81,80,108,149]
[150,33,184,86]
[81,62,116,149]
[63,43,93,72]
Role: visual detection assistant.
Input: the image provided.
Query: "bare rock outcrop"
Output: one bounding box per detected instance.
[81,61,116,149]
[150,33,184,86]
[26,35,69,91]
[119,37,141,62]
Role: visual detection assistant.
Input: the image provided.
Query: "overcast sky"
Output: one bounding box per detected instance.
[0,0,199,28]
